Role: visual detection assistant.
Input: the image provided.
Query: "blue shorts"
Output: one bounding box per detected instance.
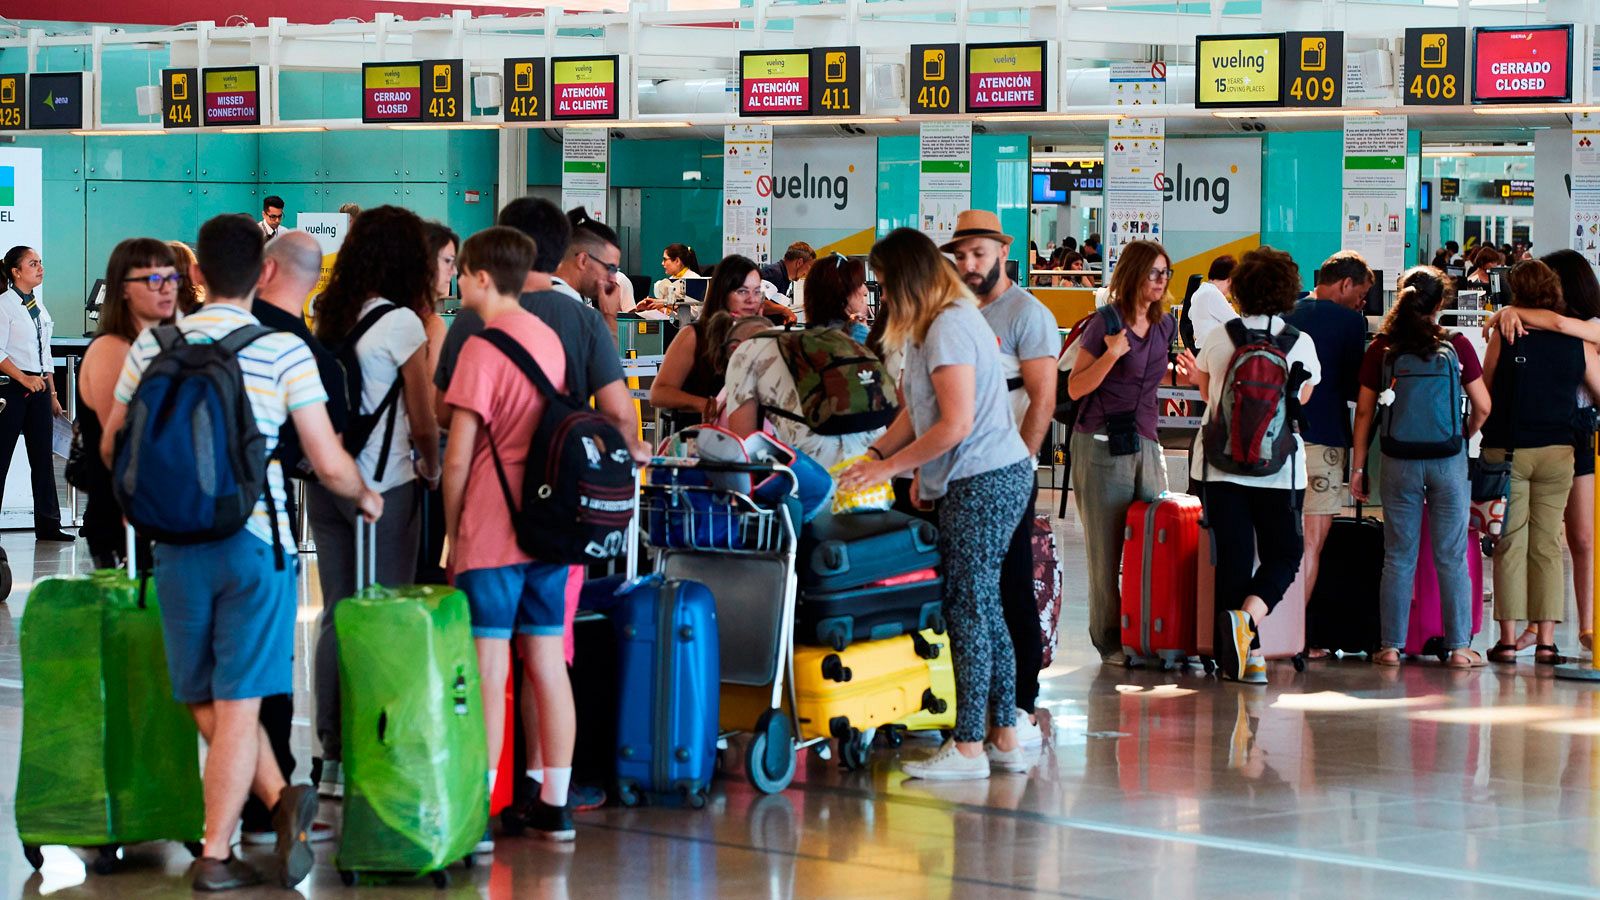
[455,562,581,641]
[153,530,298,704]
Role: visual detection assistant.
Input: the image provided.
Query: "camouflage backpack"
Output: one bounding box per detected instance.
[761,328,898,436]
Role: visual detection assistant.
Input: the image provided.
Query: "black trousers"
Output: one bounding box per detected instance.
[239,693,296,832]
[999,482,1042,713]
[0,381,61,533]
[1202,480,1304,618]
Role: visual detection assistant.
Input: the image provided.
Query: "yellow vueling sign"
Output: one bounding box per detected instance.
[1196,36,1283,107]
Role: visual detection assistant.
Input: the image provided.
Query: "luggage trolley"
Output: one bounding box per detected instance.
[639,456,830,794]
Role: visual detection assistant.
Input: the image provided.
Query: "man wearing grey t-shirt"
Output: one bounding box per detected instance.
[945,209,1060,747]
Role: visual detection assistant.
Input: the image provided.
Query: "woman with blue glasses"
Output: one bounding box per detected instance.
[73,239,181,566]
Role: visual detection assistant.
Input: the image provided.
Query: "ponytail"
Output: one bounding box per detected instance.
[0,245,30,293]
[1380,265,1452,357]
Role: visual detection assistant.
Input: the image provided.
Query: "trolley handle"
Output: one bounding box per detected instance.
[354,516,378,591]
[647,456,801,502]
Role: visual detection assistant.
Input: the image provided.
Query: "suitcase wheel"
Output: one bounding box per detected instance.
[431,870,451,889]
[911,631,940,660]
[928,612,946,635]
[921,689,947,715]
[746,710,797,794]
[91,845,120,876]
[21,844,42,871]
[821,655,853,683]
[339,870,359,887]
[1292,654,1307,673]
[617,781,643,808]
[681,784,709,810]
[1201,657,1216,676]
[839,733,871,772]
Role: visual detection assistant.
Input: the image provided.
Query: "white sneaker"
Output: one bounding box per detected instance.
[316,760,344,800]
[985,742,1034,774]
[1013,709,1044,749]
[901,740,991,781]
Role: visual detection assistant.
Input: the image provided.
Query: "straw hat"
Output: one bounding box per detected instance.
[940,210,1014,252]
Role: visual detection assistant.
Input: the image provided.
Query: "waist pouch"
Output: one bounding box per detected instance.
[1106,412,1140,457]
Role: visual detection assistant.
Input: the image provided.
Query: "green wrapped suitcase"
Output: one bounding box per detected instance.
[15,568,204,873]
[334,524,487,887]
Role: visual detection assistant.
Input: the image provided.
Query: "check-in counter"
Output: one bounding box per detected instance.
[1031,286,1100,328]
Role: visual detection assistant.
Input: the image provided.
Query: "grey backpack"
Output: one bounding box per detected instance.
[1379,341,1464,460]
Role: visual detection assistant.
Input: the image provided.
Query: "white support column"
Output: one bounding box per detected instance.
[90,25,105,129]
[498,127,530,214]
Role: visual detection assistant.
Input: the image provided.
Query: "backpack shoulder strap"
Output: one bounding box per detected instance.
[476,328,565,403]
[1223,317,1249,348]
[153,324,186,353]
[1273,320,1300,354]
[216,323,275,355]
[343,302,403,352]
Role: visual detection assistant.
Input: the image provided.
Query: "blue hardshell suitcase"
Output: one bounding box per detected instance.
[800,510,940,593]
[612,575,720,808]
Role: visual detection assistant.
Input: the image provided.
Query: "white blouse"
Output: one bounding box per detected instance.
[0,286,53,373]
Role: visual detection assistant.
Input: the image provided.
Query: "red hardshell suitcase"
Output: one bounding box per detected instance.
[1405,506,1484,658]
[1119,494,1202,668]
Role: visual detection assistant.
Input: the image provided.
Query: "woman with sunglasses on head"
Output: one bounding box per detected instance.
[1065,240,1181,666]
[723,253,889,469]
[0,246,71,543]
[74,240,181,565]
[651,254,766,429]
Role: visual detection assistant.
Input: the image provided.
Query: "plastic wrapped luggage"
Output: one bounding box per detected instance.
[1196,521,1308,670]
[1306,507,1385,656]
[15,568,204,873]
[336,526,487,887]
[1405,506,1485,658]
[612,575,720,809]
[1119,494,1203,668]
[799,509,940,593]
[797,568,945,650]
[1033,517,1063,668]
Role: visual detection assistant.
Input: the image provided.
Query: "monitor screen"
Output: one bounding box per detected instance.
[1420,180,1432,213]
[1032,171,1068,205]
[1363,270,1385,316]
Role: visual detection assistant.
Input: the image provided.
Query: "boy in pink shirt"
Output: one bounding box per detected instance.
[442,226,579,845]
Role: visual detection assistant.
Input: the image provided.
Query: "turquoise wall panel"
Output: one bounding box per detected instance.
[612,140,722,188]
[100,47,168,124]
[402,132,449,181]
[975,134,1032,276]
[195,134,260,182]
[528,132,563,184]
[10,135,84,181]
[325,130,403,182]
[42,180,85,334]
[86,181,198,300]
[319,182,403,211]
[196,183,261,223]
[402,183,451,222]
[1262,130,1342,286]
[876,135,917,235]
[86,135,194,181]
[259,133,324,182]
[447,131,498,181]
[262,184,333,226]
[638,187,722,273]
[445,185,497,239]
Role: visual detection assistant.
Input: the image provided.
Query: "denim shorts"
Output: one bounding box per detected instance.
[455,562,581,641]
[153,530,299,703]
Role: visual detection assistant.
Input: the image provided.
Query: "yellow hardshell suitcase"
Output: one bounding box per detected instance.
[894,629,955,734]
[792,633,937,745]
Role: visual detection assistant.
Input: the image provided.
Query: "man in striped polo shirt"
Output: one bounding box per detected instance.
[99,214,382,893]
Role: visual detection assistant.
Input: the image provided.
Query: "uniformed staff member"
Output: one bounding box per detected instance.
[0,246,72,542]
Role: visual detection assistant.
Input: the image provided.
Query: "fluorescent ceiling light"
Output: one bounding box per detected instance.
[70,128,166,136]
[612,120,694,129]
[764,116,899,126]
[387,123,502,130]
[1422,143,1533,158]
[1213,108,1379,119]
[1032,154,1104,164]
[1473,105,1600,116]
[220,125,328,134]
[976,112,1128,122]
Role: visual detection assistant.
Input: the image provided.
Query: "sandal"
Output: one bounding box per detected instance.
[1582,631,1594,653]
[1305,648,1333,661]
[1535,644,1567,665]
[1373,648,1402,667]
[1517,626,1539,652]
[1447,649,1488,669]
[1488,642,1520,664]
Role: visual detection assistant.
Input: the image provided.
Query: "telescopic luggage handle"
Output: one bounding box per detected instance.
[354,516,378,591]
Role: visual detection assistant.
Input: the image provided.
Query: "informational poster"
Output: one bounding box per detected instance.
[561,128,609,223]
[722,123,773,265]
[918,120,971,248]
[1105,116,1164,273]
[772,137,878,255]
[1572,113,1600,272]
[1105,116,1164,192]
[1108,61,1167,107]
[0,148,48,524]
[1343,115,1407,284]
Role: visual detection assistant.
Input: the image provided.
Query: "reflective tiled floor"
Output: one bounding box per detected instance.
[5,482,1600,898]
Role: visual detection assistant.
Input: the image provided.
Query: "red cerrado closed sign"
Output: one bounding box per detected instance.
[1472,25,1572,103]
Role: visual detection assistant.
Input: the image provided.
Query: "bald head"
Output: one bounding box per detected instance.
[258,230,324,314]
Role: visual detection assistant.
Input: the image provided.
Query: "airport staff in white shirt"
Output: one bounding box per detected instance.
[0,246,71,542]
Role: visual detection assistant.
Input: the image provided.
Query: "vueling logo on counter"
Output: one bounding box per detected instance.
[772,162,852,211]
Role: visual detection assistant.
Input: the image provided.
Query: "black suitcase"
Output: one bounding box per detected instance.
[800,510,940,593]
[797,571,945,650]
[1306,512,1384,655]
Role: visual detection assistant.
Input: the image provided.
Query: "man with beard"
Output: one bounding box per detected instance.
[942,209,1060,748]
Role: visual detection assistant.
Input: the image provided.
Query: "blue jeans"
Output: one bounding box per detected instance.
[1378,450,1472,650]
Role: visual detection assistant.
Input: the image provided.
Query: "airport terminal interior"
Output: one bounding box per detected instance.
[0,0,1599,896]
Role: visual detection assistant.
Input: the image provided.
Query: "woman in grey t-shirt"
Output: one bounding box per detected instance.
[839,228,1032,781]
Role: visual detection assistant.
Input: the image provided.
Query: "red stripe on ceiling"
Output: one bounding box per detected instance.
[7,3,740,28]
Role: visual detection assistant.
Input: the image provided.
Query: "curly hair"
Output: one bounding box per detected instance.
[314,205,431,344]
[1232,245,1301,317]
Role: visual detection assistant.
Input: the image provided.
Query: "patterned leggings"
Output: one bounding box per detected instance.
[936,459,1034,744]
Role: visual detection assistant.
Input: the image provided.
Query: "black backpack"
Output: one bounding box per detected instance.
[1177,273,1204,352]
[326,303,405,482]
[476,328,636,563]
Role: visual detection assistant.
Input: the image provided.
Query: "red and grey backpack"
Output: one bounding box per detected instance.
[1202,317,1302,477]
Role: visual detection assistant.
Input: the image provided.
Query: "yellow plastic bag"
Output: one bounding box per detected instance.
[828,455,894,515]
